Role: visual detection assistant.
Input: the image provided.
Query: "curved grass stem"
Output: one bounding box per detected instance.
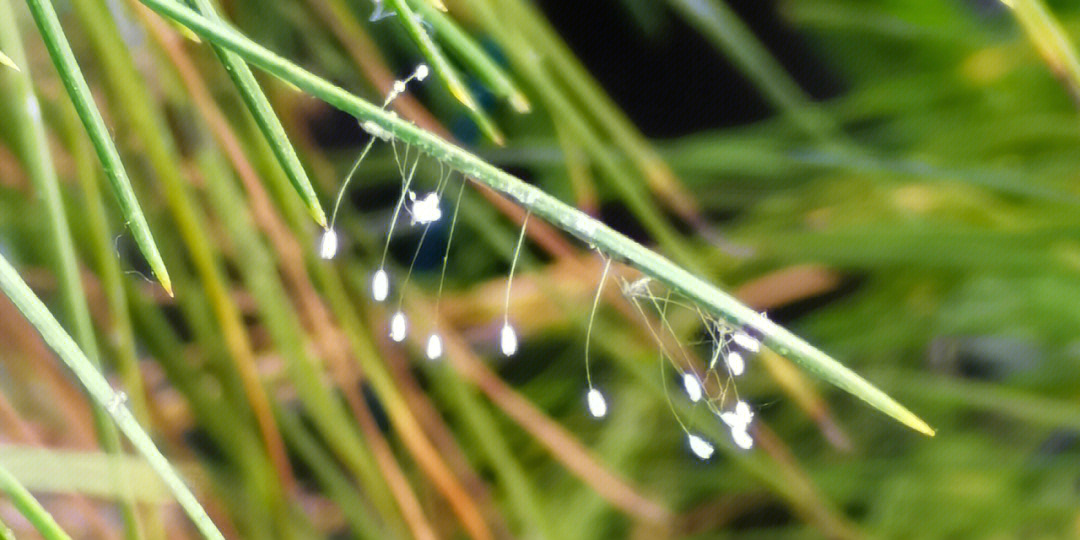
[137,0,934,436]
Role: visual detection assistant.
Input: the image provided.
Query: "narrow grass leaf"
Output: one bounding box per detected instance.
[137,0,934,435]
[0,463,72,540]
[22,0,172,295]
[182,0,328,227]
[0,253,225,540]
[383,0,505,144]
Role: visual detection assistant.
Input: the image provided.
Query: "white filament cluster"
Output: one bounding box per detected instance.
[682,373,703,402]
[426,334,443,360]
[687,434,715,460]
[719,400,755,450]
[390,311,408,342]
[586,388,607,418]
[408,191,442,225]
[319,229,338,260]
[500,323,518,356]
[372,269,389,302]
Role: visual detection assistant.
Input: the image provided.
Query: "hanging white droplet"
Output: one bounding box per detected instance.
[682,373,702,402]
[426,333,443,360]
[687,434,715,460]
[720,401,753,431]
[732,331,760,353]
[409,191,442,225]
[390,311,407,342]
[731,428,754,450]
[500,323,518,356]
[319,229,338,259]
[725,351,745,377]
[586,388,607,418]
[372,269,389,302]
[415,64,430,81]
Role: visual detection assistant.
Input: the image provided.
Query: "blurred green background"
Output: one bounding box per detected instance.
[2,0,1080,538]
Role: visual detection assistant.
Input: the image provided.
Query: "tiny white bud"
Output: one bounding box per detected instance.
[735,400,753,423]
[731,428,754,450]
[725,351,744,377]
[393,80,406,94]
[682,373,702,402]
[390,311,407,342]
[732,331,760,353]
[372,269,389,302]
[687,434,715,460]
[426,334,443,360]
[415,64,429,81]
[586,388,607,418]
[319,229,338,259]
[500,323,518,356]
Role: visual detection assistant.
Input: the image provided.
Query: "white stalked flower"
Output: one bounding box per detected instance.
[500,323,518,356]
[732,331,760,353]
[372,269,389,302]
[390,311,407,342]
[319,229,338,259]
[682,373,703,403]
[732,428,754,450]
[408,191,442,225]
[725,351,745,377]
[426,334,443,360]
[586,388,607,418]
[415,64,430,81]
[687,434,715,460]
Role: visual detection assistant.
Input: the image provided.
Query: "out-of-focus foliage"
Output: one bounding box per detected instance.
[1,0,1080,538]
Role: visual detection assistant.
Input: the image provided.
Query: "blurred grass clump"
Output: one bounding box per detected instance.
[1,0,1080,538]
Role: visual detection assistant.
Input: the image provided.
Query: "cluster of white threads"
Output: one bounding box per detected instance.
[407,191,442,225]
[323,63,430,267]
[719,400,755,449]
[319,229,339,260]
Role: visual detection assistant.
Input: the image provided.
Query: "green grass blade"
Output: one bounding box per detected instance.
[0,254,226,539]
[0,462,72,540]
[182,0,328,227]
[1005,0,1080,101]
[22,0,172,295]
[0,4,147,538]
[383,0,505,144]
[411,0,531,113]
[0,49,18,71]
[137,0,934,436]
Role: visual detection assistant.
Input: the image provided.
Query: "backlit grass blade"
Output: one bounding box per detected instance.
[0,463,72,540]
[22,0,172,295]
[0,253,225,540]
[411,0,530,113]
[0,49,18,71]
[1004,0,1080,101]
[136,0,934,437]
[383,0,505,144]
[182,0,328,227]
